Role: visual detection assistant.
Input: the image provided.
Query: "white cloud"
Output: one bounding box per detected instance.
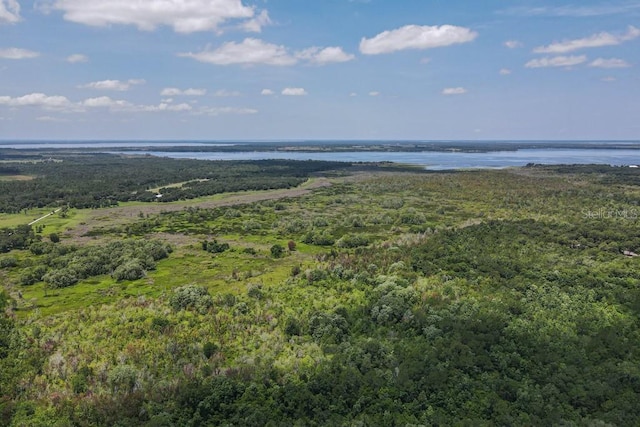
[0,48,40,59]
[0,93,74,110]
[360,24,477,55]
[349,92,358,97]
[36,116,69,122]
[442,87,467,95]
[589,58,631,68]
[369,91,380,96]
[261,89,274,96]
[534,26,640,54]
[499,68,512,75]
[0,92,198,114]
[181,38,355,67]
[180,38,296,66]
[504,40,522,49]
[83,96,192,112]
[296,46,355,65]
[143,103,193,112]
[282,87,307,96]
[48,0,255,33]
[66,54,88,63]
[602,76,617,82]
[525,55,587,68]
[160,87,207,96]
[80,79,145,91]
[500,4,640,17]
[241,10,271,33]
[195,106,258,116]
[214,89,241,97]
[0,0,20,24]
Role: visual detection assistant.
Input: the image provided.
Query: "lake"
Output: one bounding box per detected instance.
[109,148,640,170]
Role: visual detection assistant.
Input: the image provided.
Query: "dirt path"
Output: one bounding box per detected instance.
[28,208,62,226]
[64,178,332,241]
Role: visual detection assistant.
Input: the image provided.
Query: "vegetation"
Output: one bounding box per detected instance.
[1,160,640,425]
[0,154,352,212]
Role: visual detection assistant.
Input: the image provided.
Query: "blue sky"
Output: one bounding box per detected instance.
[1,0,639,140]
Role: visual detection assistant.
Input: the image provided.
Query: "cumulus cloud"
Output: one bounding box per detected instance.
[0,93,75,110]
[601,76,616,82]
[180,38,296,66]
[296,46,355,65]
[160,87,207,96]
[534,26,640,54]
[181,38,355,67]
[0,0,20,24]
[241,10,271,33]
[66,54,88,63]
[214,89,241,97]
[282,87,307,96]
[589,58,631,68]
[47,0,255,33]
[504,40,522,49]
[360,24,477,55]
[442,87,467,95]
[80,79,145,91]
[499,68,512,75]
[0,48,40,59]
[369,91,380,96]
[195,106,258,116]
[525,55,587,68]
[261,89,274,96]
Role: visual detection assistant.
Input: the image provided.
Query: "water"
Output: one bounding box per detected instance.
[108,148,640,170]
[2,141,640,169]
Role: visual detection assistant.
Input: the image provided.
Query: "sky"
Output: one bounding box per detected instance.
[0,0,639,141]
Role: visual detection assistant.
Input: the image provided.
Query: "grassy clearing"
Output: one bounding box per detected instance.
[0,175,34,181]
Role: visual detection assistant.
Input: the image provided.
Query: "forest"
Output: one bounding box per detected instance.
[0,155,639,426]
[0,154,352,212]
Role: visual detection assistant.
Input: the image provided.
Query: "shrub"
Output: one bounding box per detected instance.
[112,260,145,281]
[336,233,370,248]
[169,285,213,312]
[203,342,218,359]
[270,244,284,258]
[19,266,47,286]
[0,257,17,269]
[43,268,78,289]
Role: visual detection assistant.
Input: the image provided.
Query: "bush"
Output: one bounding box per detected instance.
[0,257,17,269]
[203,342,218,359]
[169,285,213,312]
[43,268,78,289]
[336,233,370,248]
[112,260,145,281]
[19,266,47,286]
[49,233,60,243]
[270,244,284,258]
[309,312,349,344]
[202,240,230,254]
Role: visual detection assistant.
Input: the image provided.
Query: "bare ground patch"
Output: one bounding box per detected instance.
[63,178,331,242]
